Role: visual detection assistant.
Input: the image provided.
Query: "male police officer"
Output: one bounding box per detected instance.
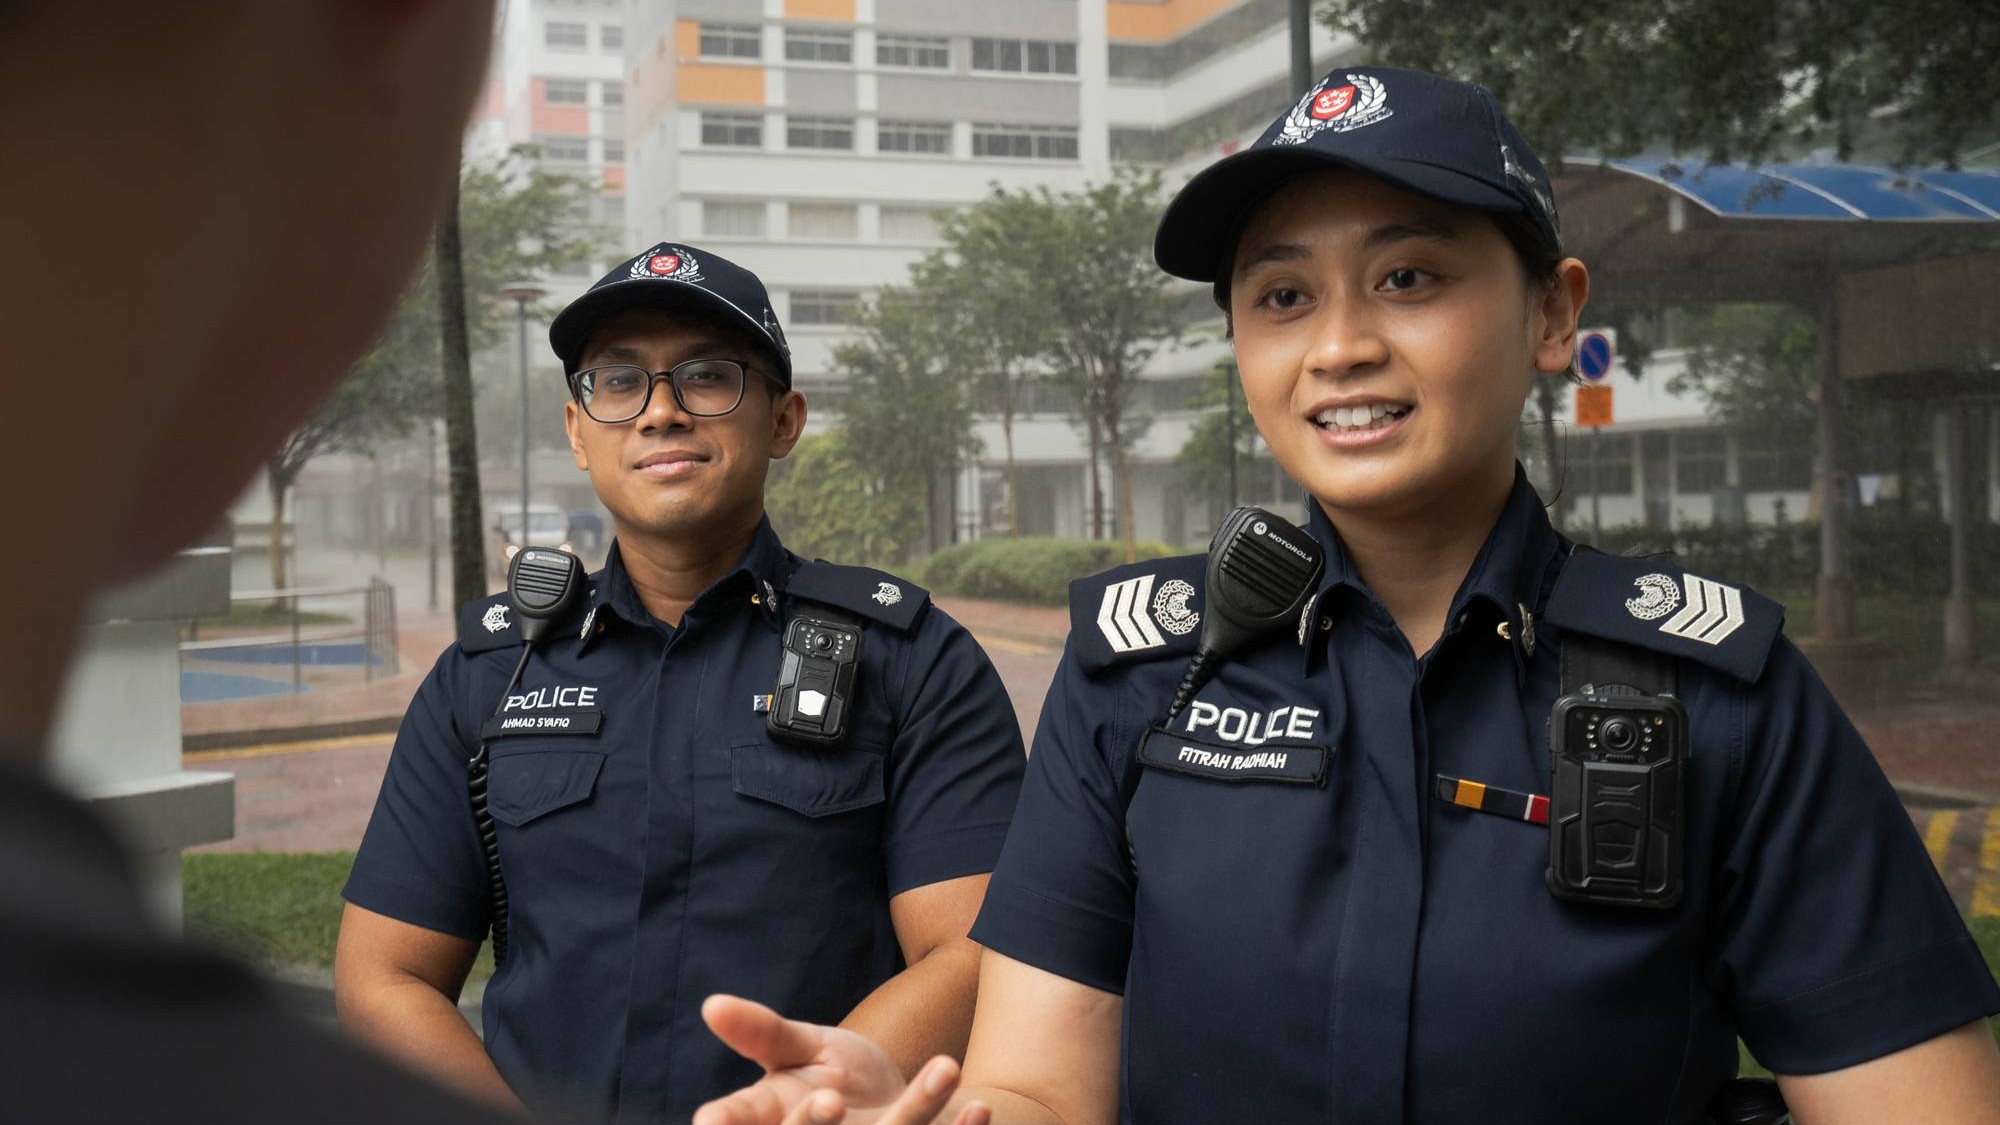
[335,243,1026,1122]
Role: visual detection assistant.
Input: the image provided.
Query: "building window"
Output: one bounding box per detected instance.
[876,34,948,69]
[1571,433,1635,495]
[539,135,590,162]
[600,82,624,107]
[544,79,589,105]
[971,122,1079,160]
[703,201,766,238]
[970,37,1076,75]
[600,24,623,51]
[700,112,764,148]
[600,194,626,224]
[545,21,587,50]
[786,115,854,150]
[785,28,853,64]
[880,205,946,242]
[1674,430,1729,493]
[1739,435,1813,491]
[791,289,862,326]
[699,23,761,60]
[602,139,625,162]
[877,118,952,155]
[790,204,858,240]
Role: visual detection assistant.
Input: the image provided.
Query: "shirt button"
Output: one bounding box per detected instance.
[1497,620,1514,641]
[1318,616,1332,632]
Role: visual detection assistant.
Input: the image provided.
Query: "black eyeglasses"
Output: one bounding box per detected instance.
[569,358,755,423]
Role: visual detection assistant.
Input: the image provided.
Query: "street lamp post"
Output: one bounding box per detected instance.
[501,280,546,554]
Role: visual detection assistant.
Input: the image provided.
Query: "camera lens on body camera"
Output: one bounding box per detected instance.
[1600,716,1640,752]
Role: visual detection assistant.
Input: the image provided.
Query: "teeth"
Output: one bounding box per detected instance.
[1314,404,1409,433]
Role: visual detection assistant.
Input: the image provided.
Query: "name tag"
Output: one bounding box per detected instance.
[480,709,603,739]
[1136,725,1329,785]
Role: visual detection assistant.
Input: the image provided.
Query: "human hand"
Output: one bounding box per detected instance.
[691,995,989,1125]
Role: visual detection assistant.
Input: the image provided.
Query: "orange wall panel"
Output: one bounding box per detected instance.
[676,18,700,62]
[677,64,765,106]
[603,166,627,193]
[785,0,854,21]
[1106,0,1242,42]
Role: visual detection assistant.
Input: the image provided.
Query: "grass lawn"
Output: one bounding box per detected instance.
[183,851,492,987]
[1772,593,2000,686]
[186,854,1999,1076]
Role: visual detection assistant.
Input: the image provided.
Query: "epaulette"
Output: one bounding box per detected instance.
[458,591,525,653]
[784,561,929,632]
[1543,546,1784,684]
[1069,553,1206,674]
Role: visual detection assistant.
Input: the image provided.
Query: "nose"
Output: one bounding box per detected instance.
[1302,291,1390,380]
[636,371,694,432]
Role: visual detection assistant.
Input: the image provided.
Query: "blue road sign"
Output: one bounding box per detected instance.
[1577,330,1615,383]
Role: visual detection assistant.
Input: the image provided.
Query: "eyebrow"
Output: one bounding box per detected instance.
[1234,219,1463,278]
[584,341,736,367]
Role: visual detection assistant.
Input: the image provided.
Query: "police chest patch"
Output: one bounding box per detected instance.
[479,683,604,739]
[1137,725,1329,785]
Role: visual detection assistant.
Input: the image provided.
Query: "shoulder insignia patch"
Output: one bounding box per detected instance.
[458,593,523,653]
[1544,548,1783,683]
[1070,554,1205,673]
[786,561,930,631]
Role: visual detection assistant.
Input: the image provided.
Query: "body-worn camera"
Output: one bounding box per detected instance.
[1547,692,1687,909]
[768,613,861,747]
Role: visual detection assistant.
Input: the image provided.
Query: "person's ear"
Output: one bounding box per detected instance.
[1532,257,1591,374]
[564,399,590,471]
[769,389,807,459]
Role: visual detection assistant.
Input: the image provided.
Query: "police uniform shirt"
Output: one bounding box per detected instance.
[969,467,2000,1123]
[0,758,535,1125]
[343,518,1026,1121]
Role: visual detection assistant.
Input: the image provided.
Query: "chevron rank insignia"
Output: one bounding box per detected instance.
[1544,549,1783,684]
[1070,554,1204,672]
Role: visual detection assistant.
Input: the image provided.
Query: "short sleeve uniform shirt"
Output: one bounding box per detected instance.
[344,518,1025,1121]
[971,468,1999,1123]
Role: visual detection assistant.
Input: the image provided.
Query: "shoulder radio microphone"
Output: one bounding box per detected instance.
[470,546,589,963]
[1166,506,1325,720]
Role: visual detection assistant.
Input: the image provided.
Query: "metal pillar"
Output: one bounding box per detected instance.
[1813,286,1856,641]
[1289,0,1312,97]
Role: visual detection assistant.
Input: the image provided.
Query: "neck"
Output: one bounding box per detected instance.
[1323,463,1516,657]
[612,509,765,627]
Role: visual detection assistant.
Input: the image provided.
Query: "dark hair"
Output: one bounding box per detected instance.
[1210,201,1567,342]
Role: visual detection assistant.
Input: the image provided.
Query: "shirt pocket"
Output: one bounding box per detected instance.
[729,740,886,818]
[486,746,606,827]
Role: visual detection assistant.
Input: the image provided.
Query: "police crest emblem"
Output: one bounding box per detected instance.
[630,246,704,283]
[1273,73,1393,146]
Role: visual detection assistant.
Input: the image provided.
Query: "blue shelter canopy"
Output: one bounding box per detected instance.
[1580,156,2000,221]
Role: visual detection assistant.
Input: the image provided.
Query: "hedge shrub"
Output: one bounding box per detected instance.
[1581,508,1994,598]
[923,537,1182,605]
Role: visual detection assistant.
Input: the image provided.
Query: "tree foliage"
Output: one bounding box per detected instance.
[1320,0,2000,164]
[765,432,927,569]
[1174,360,1272,521]
[832,285,983,556]
[1667,303,1820,443]
[266,145,601,590]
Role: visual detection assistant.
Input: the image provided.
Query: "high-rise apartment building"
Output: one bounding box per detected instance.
[618,0,1353,545]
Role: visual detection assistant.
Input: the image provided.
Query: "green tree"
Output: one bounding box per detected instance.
[1668,304,1819,443]
[1175,360,1270,524]
[267,145,599,595]
[833,285,982,556]
[765,432,927,569]
[1321,0,1998,164]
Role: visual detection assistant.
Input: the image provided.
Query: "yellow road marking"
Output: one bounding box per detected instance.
[972,633,1059,657]
[184,731,394,762]
[1923,810,1960,869]
[1971,808,2000,919]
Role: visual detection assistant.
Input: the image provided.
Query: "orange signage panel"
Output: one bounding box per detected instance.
[1574,384,1613,428]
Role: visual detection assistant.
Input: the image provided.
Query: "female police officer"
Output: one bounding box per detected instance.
[691,67,2000,1125]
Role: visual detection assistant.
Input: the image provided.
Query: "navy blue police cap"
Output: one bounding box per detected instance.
[548,241,793,387]
[1154,66,1561,283]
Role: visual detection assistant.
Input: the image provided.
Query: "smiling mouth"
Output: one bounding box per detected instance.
[1312,403,1412,435]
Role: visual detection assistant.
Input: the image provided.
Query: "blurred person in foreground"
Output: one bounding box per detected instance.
[0,2,536,1121]
[334,241,1026,1122]
[689,67,2000,1125]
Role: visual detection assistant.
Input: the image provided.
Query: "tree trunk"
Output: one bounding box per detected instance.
[1001,399,1019,536]
[1086,411,1104,540]
[1114,435,1137,564]
[436,165,487,609]
[267,459,290,590]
